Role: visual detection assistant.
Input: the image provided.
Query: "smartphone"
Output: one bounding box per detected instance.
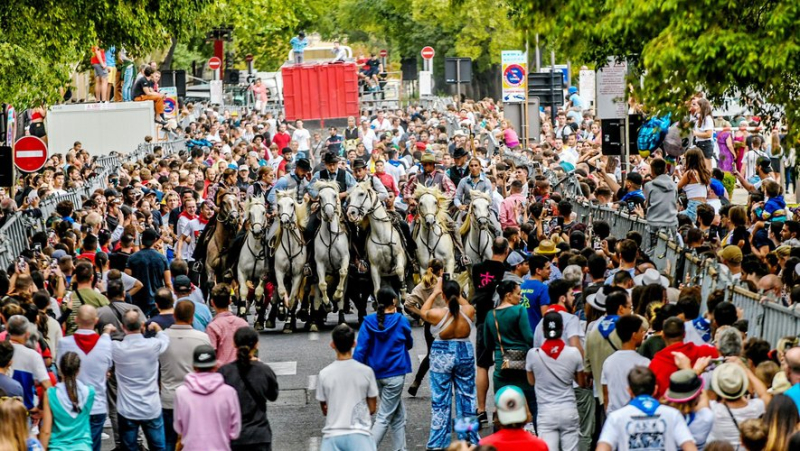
[443,273,451,282]
[33,243,41,254]
[593,237,602,251]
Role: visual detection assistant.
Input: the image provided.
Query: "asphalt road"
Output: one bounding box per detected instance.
[102,309,495,451]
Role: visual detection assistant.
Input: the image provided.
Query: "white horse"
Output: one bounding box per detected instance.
[460,190,495,265]
[413,184,456,275]
[346,182,408,300]
[271,190,308,333]
[237,197,269,328]
[312,180,350,327]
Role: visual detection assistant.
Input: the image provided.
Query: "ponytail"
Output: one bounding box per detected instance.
[233,327,259,375]
[59,352,82,413]
[443,280,462,325]
[376,286,398,331]
[423,259,445,289]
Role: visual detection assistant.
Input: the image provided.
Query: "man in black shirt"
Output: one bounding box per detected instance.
[471,237,510,425]
[132,66,167,125]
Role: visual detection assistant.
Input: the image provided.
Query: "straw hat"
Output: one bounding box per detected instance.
[711,363,749,400]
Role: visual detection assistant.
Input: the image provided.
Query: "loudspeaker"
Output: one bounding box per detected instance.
[224,69,240,84]
[401,58,417,81]
[0,146,13,186]
[160,70,186,97]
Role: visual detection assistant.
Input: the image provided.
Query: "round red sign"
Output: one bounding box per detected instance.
[380,49,388,57]
[421,46,435,60]
[14,136,48,172]
[208,57,222,70]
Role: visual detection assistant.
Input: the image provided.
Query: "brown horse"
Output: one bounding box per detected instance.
[206,192,240,287]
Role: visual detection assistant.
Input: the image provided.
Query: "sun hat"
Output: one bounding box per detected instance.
[586,287,607,312]
[664,369,704,403]
[533,240,560,255]
[633,268,670,288]
[768,370,792,394]
[495,385,528,425]
[711,362,749,400]
[568,86,578,95]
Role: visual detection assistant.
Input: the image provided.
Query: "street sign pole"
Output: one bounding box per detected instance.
[550,50,556,127]
[456,61,461,108]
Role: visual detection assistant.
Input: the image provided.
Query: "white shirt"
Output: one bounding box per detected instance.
[560,147,580,166]
[265,119,277,137]
[688,407,715,451]
[525,346,583,408]
[113,332,170,420]
[708,399,765,448]
[292,129,311,151]
[361,129,377,152]
[601,350,651,414]
[599,403,695,451]
[316,359,378,438]
[370,118,391,133]
[102,270,139,293]
[694,116,714,142]
[57,331,113,415]
[181,218,206,261]
[384,162,406,186]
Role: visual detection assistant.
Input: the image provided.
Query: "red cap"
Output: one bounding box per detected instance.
[415,141,427,150]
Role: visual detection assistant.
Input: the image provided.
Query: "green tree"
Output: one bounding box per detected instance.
[513,0,800,135]
[0,0,210,109]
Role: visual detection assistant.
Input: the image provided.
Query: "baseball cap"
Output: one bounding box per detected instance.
[238,164,249,172]
[174,275,192,292]
[495,385,528,425]
[506,251,526,268]
[717,245,743,264]
[51,249,67,260]
[568,86,578,95]
[247,151,259,159]
[193,345,218,369]
[141,228,160,247]
[542,311,564,339]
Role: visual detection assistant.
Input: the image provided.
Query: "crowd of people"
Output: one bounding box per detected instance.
[1,89,800,451]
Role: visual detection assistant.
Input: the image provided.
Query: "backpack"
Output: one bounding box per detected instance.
[662,123,686,158]
[637,113,672,157]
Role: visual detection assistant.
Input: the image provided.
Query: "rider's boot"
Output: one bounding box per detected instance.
[451,229,471,270]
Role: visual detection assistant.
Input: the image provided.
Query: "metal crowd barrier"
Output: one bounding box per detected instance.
[0,138,186,271]
[560,194,800,345]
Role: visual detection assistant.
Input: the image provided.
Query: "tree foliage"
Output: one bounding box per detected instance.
[513,0,800,136]
[0,0,210,109]
[334,0,522,71]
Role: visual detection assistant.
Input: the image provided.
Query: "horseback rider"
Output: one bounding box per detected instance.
[267,157,312,240]
[348,157,390,271]
[305,152,357,276]
[446,147,471,188]
[454,157,501,236]
[247,166,275,206]
[193,169,241,269]
[403,153,469,266]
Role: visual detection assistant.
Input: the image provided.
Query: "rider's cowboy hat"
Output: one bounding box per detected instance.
[453,147,469,159]
[633,268,670,288]
[352,158,367,169]
[323,152,339,164]
[420,153,436,164]
[533,240,560,256]
[295,158,312,171]
[452,129,467,138]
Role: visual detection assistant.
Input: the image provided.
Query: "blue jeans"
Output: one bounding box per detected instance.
[122,65,134,102]
[118,414,166,451]
[685,199,703,224]
[89,413,106,451]
[427,340,480,449]
[321,433,376,451]
[162,409,177,451]
[372,375,406,451]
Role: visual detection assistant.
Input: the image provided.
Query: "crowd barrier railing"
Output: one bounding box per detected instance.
[562,194,800,345]
[0,138,186,271]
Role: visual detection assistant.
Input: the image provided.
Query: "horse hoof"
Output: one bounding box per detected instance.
[310,324,319,333]
[297,310,309,323]
[255,322,265,332]
[322,303,333,314]
[265,320,275,329]
[282,324,293,334]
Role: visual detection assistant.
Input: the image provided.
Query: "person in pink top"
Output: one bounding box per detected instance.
[250,79,269,114]
[174,344,241,451]
[502,119,520,150]
[499,180,527,228]
[207,284,249,365]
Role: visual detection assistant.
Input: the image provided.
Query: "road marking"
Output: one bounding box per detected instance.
[308,375,318,391]
[265,361,297,376]
[308,437,320,451]
[309,332,319,341]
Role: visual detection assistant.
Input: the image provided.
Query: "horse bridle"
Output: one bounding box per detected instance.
[216,194,239,227]
[348,187,379,220]
[467,200,492,257]
[249,203,268,238]
[279,200,297,226]
[417,192,439,225]
[317,185,342,223]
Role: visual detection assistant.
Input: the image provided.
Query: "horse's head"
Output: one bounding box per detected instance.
[247,197,268,237]
[314,180,341,223]
[346,182,374,223]
[218,193,239,226]
[469,190,492,229]
[276,189,299,226]
[415,184,446,227]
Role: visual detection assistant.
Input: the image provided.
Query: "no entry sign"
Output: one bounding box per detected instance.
[208,57,222,70]
[380,49,388,57]
[421,46,435,60]
[14,136,47,172]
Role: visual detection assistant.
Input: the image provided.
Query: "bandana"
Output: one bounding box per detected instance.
[179,210,197,221]
[597,315,619,339]
[629,395,660,416]
[547,305,567,314]
[73,332,100,355]
[541,338,566,360]
[692,317,711,343]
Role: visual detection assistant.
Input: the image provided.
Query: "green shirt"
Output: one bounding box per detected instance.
[46,385,95,451]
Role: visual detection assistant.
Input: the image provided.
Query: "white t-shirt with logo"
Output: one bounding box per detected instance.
[316,359,379,438]
[599,403,695,451]
[181,218,206,262]
[292,129,311,151]
[525,345,583,408]
[601,350,651,414]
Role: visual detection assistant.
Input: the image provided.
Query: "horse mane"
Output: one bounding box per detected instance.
[459,190,493,236]
[275,189,309,230]
[313,179,341,192]
[414,184,451,232]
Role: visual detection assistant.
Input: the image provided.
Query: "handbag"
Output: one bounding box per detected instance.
[493,310,527,371]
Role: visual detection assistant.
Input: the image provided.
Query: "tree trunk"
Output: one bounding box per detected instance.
[160,37,178,71]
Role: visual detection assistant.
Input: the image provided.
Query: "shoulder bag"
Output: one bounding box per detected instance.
[493,309,526,371]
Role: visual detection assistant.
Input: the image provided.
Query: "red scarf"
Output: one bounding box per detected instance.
[74,332,100,355]
[541,338,566,359]
[179,210,197,221]
[198,215,209,225]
